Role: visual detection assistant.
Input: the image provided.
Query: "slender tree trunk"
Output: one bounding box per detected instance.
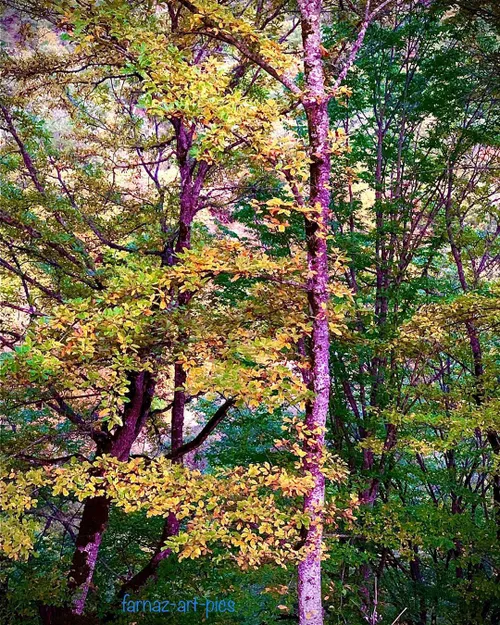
[113,119,208,603]
[357,101,388,624]
[117,512,179,597]
[296,1,332,623]
[116,381,185,600]
[444,166,500,537]
[409,546,427,625]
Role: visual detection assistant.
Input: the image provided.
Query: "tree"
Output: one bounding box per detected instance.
[0,2,360,623]
[1,2,499,625]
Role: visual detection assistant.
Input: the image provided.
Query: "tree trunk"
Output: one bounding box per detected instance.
[112,117,208,604]
[117,512,179,597]
[68,496,110,615]
[444,169,500,537]
[65,371,155,616]
[296,1,332,623]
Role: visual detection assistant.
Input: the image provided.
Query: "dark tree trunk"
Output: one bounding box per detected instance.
[118,512,179,597]
[409,547,427,625]
[64,371,155,616]
[112,116,209,605]
[444,166,500,537]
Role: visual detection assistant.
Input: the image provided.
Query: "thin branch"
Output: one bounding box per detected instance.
[166,398,235,461]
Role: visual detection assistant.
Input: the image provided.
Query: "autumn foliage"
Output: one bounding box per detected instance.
[0,1,499,625]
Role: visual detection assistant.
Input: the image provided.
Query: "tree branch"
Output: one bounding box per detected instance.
[166,398,235,461]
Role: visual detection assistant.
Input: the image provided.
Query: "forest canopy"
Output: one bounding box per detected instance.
[0,1,499,624]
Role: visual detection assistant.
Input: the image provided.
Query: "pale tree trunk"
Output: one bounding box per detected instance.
[296,1,331,623]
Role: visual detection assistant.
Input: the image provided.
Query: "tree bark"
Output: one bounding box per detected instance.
[296,1,331,623]
[66,371,155,616]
